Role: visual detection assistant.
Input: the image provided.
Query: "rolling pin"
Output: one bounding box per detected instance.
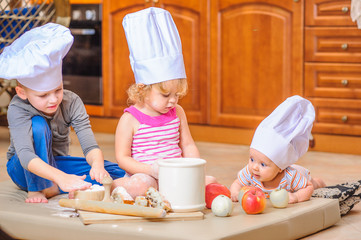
[59,199,166,218]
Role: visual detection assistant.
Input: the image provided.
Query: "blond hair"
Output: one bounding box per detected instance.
[127,79,188,105]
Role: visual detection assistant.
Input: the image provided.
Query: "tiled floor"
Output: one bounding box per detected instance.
[0,126,361,239]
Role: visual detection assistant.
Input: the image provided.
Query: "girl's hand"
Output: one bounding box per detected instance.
[150,160,160,179]
[57,174,91,193]
[90,163,110,184]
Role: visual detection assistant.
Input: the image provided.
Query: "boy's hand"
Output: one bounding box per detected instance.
[57,174,91,193]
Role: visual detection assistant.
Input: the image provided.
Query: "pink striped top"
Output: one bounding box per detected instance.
[237,164,311,198]
[125,106,182,164]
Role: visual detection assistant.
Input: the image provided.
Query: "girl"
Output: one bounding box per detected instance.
[112,7,216,198]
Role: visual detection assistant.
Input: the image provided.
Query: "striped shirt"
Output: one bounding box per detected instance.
[237,164,311,198]
[125,106,182,164]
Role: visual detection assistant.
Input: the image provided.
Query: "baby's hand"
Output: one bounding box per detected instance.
[231,192,239,202]
[288,192,298,204]
[230,179,242,202]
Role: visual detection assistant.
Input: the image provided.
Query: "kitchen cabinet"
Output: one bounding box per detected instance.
[102,0,303,128]
[304,0,361,136]
[209,0,303,128]
[99,0,361,153]
[102,0,209,123]
[69,0,101,4]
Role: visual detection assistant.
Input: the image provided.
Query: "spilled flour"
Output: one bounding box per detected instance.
[42,185,105,218]
[39,194,78,218]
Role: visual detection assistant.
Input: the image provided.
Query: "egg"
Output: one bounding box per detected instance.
[211,195,233,217]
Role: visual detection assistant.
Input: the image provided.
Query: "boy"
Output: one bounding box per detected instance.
[0,23,125,203]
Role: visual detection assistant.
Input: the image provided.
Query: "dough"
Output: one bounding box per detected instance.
[73,185,105,201]
[111,186,134,204]
[146,187,171,212]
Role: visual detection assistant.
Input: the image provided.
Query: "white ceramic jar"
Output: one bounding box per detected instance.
[158,158,206,212]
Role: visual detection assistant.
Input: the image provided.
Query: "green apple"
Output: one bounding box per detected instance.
[211,195,233,217]
[270,188,289,208]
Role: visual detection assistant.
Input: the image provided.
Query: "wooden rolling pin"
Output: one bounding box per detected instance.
[59,199,166,218]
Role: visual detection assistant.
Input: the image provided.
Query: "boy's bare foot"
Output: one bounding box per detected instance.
[68,191,75,199]
[25,184,60,203]
[26,191,48,203]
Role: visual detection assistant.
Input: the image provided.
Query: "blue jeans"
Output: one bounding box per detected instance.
[7,116,125,193]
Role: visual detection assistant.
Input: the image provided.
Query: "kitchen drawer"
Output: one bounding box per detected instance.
[305,63,361,99]
[305,27,361,63]
[305,0,355,26]
[310,98,361,135]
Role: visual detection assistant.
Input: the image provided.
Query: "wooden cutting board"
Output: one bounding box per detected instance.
[78,210,204,224]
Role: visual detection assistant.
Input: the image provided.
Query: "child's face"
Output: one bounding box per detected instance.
[248,148,282,183]
[17,83,64,116]
[143,79,181,115]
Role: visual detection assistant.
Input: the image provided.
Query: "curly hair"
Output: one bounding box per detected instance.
[127,79,188,105]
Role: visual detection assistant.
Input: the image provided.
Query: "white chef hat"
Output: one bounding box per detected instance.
[250,95,315,170]
[122,7,186,85]
[0,23,73,92]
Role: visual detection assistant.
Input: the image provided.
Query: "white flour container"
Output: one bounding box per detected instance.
[158,158,206,212]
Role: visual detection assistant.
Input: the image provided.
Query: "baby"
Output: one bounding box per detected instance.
[230,96,325,203]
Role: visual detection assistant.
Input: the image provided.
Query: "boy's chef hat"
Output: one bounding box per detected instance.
[0,23,73,91]
[122,7,186,85]
[250,95,315,170]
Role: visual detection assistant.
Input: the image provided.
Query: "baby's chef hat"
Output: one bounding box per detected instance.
[250,95,315,170]
[122,7,186,85]
[0,23,73,91]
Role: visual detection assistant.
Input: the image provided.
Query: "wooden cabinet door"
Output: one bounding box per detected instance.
[155,0,209,123]
[210,0,304,128]
[102,0,208,123]
[103,0,151,117]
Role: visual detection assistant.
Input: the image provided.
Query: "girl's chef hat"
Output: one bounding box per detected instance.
[122,7,186,85]
[0,23,73,92]
[250,95,315,170]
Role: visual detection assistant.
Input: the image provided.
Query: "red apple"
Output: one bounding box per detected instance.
[205,183,231,209]
[237,186,252,202]
[241,187,266,214]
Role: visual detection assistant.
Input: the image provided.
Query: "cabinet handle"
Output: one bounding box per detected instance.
[342,7,349,13]
[341,115,348,122]
[341,79,349,86]
[293,0,299,2]
[153,0,159,2]
[145,0,150,2]
[341,43,348,50]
